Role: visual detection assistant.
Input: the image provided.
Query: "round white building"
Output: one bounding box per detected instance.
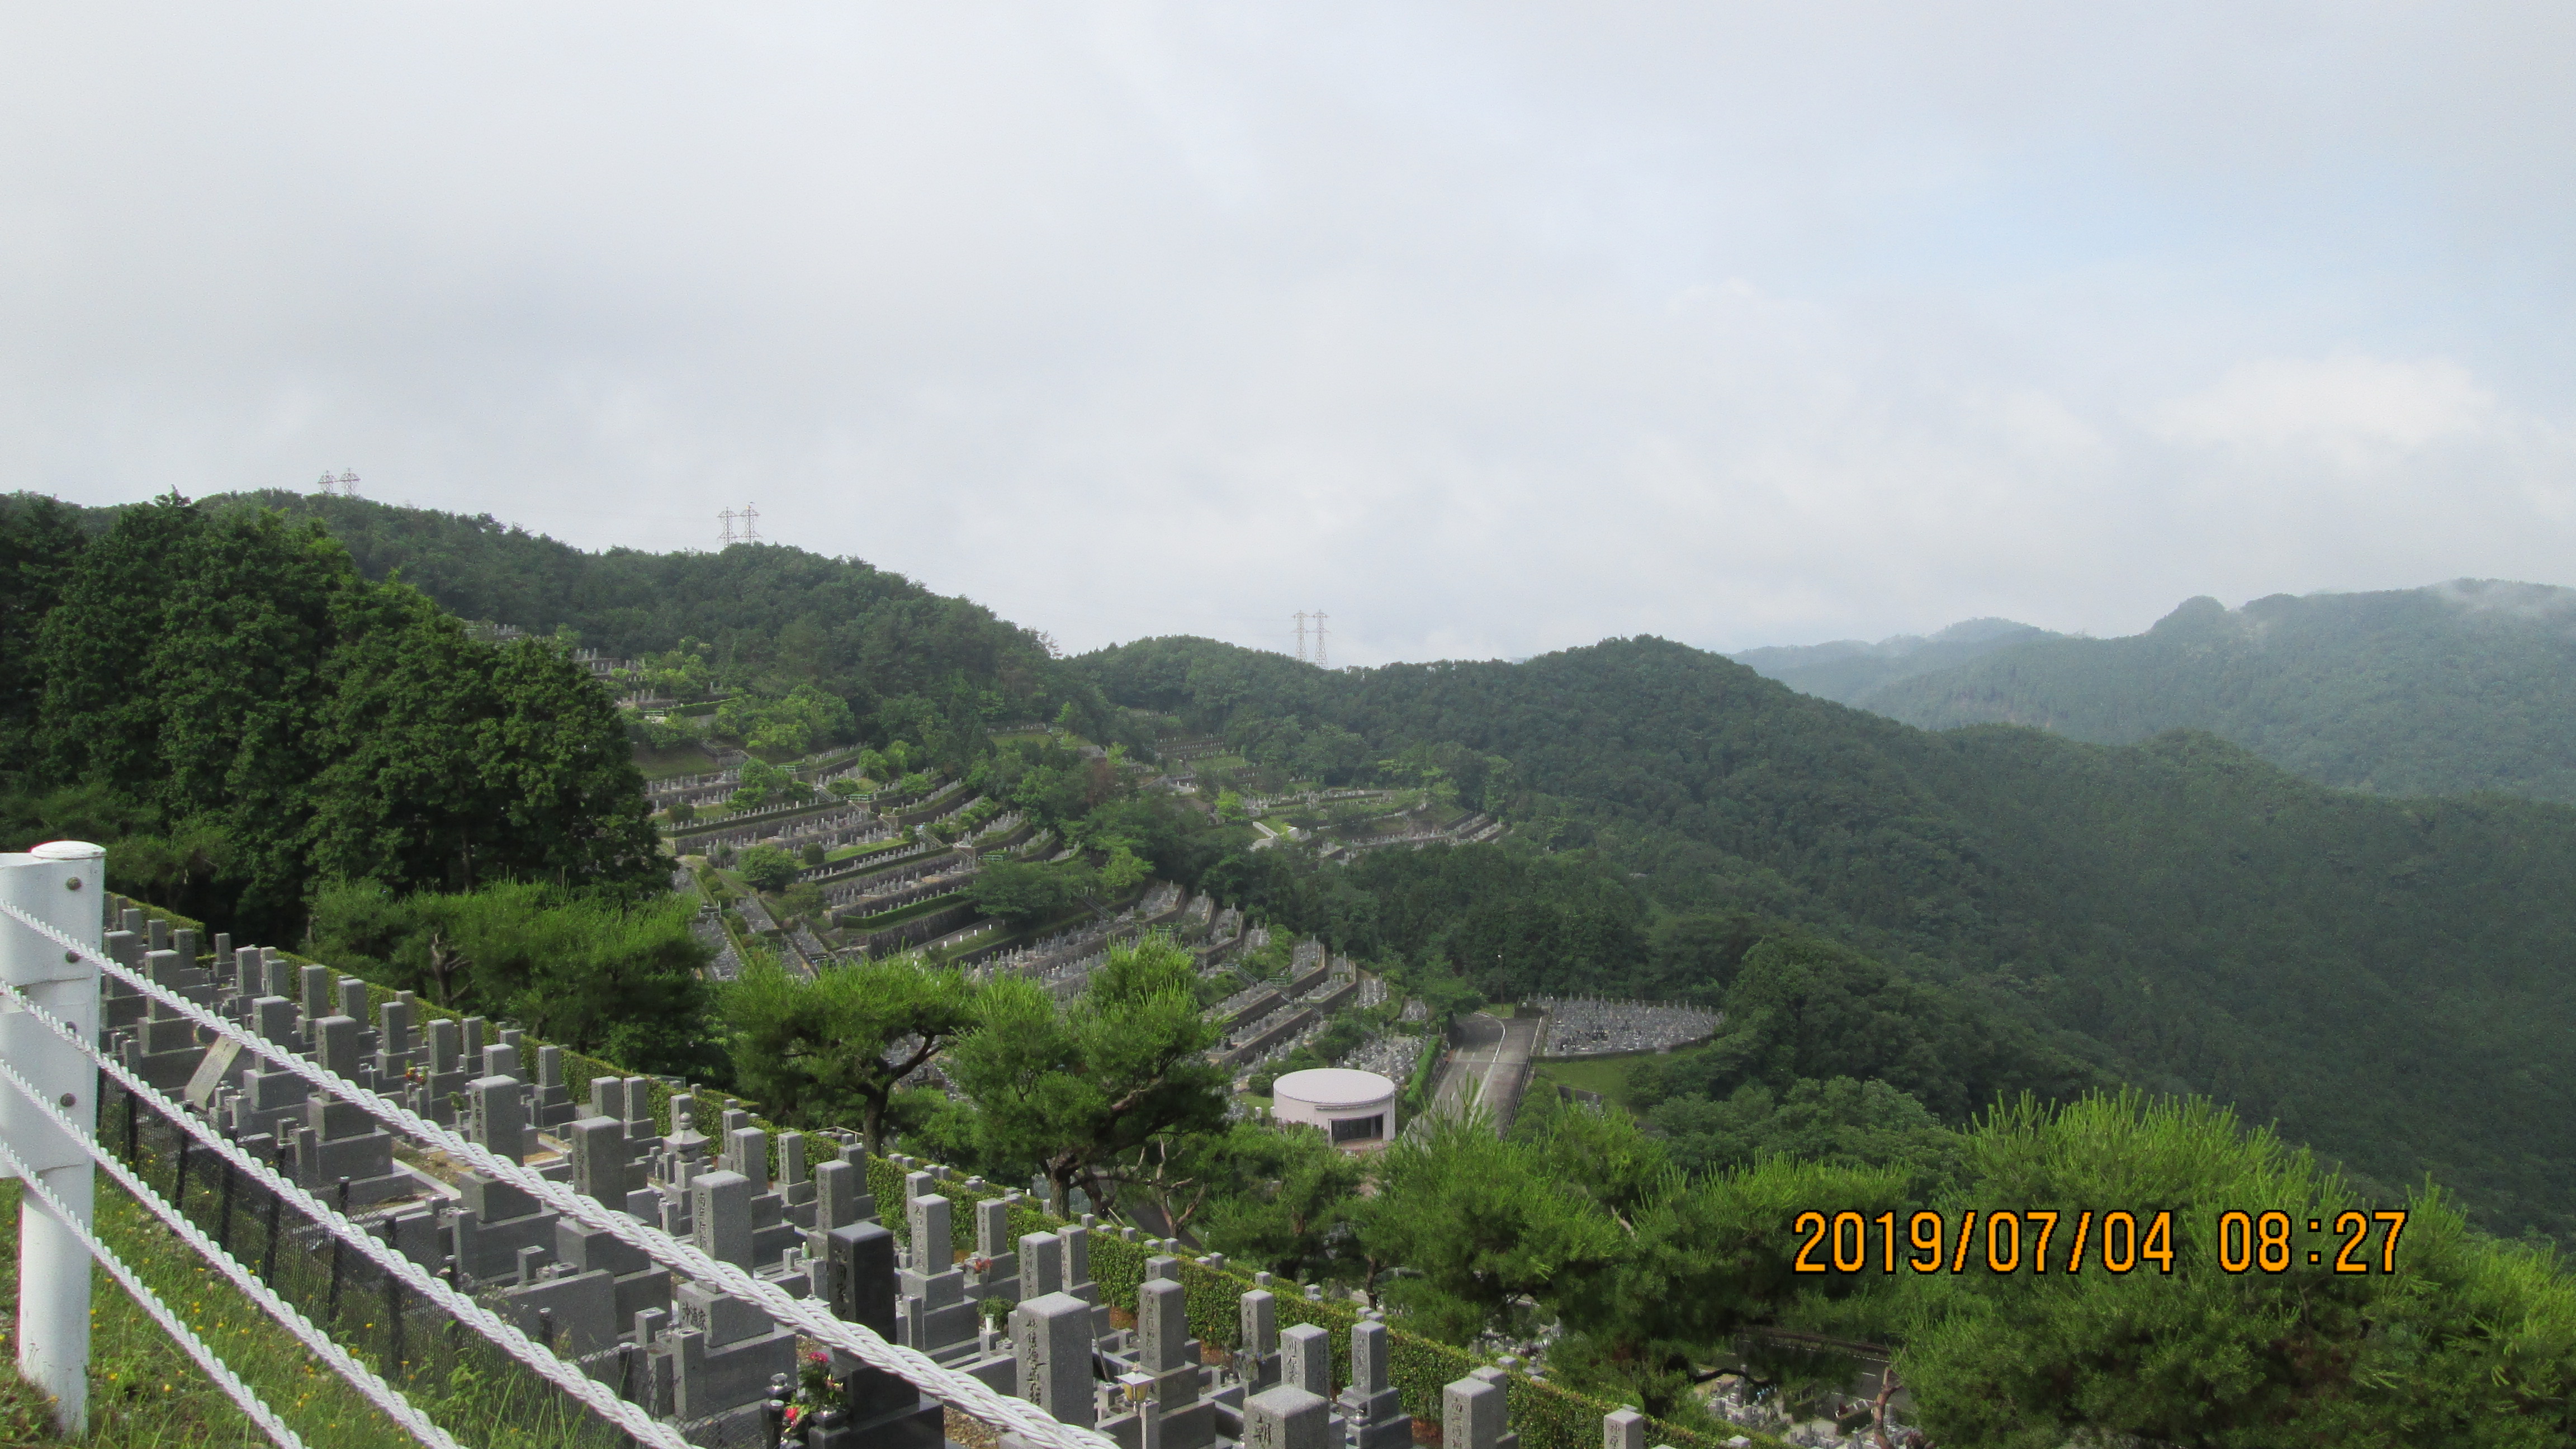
[1270,1067,1399,1145]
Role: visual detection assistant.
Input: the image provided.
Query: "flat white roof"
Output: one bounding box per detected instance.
[1273,1067,1398,1110]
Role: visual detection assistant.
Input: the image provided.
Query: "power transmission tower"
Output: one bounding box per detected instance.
[314,471,334,495]
[1310,610,1328,668]
[718,507,737,545]
[738,503,761,542]
[1292,611,1309,663]
[336,470,359,496]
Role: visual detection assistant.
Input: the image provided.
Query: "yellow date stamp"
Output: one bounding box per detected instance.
[1789,1209,2408,1276]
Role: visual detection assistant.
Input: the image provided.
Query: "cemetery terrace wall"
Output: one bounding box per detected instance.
[845,900,979,956]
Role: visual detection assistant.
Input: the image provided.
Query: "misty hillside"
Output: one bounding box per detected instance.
[1087,632,2576,1237]
[1845,582,2576,802]
[32,491,2576,1235]
[1728,615,2060,704]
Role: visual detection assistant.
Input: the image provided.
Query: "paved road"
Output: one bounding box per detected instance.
[1425,1011,1541,1135]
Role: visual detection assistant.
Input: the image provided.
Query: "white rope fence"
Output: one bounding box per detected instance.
[0,965,692,1449]
[0,1038,459,1449]
[0,896,1120,1449]
[0,1126,313,1449]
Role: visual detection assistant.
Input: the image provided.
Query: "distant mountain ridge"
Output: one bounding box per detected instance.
[24,489,2576,1233]
[1085,631,2576,1237]
[1728,617,2061,705]
[1735,581,2576,803]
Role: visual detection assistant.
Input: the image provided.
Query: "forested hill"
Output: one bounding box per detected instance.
[0,493,667,939]
[1082,633,2576,1238]
[1756,581,2576,803]
[20,489,2576,1235]
[77,490,1130,750]
[1727,615,2058,704]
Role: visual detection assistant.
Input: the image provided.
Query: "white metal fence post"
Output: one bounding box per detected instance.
[1,841,105,1436]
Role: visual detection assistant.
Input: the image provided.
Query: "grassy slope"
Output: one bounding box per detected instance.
[631,741,723,780]
[0,1119,639,1449]
[0,1178,408,1447]
[1531,1044,1715,1115]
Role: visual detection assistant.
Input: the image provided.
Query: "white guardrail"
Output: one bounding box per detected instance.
[0,841,1116,1449]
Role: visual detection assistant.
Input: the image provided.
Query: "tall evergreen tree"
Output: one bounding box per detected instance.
[0,493,88,776]
[17,495,661,936]
[942,935,1228,1214]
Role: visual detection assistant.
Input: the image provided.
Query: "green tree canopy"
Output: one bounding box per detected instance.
[1355,1109,1630,1346]
[10,495,662,936]
[0,493,87,776]
[722,955,979,1152]
[968,859,1095,925]
[1196,1124,1370,1286]
[717,683,856,756]
[941,935,1227,1214]
[311,582,663,897]
[306,879,714,1076]
[736,844,801,893]
[1885,1093,2576,1447]
[1645,1076,1961,1180]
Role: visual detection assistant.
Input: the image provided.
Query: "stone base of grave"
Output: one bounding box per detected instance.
[126,1033,207,1092]
[1104,1400,1220,1449]
[495,1267,621,1357]
[806,1367,949,1449]
[671,1400,779,1449]
[328,1168,414,1208]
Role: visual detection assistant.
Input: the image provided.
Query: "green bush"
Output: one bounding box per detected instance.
[738,845,801,893]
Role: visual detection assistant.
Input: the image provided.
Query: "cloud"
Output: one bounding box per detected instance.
[3,4,2575,660]
[2156,354,2496,463]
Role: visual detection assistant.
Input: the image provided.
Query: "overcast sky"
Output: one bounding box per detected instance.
[6,5,2574,664]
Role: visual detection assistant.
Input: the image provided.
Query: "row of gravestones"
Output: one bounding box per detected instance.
[97,909,580,1212]
[98,900,1717,1449]
[1520,1000,1720,1058]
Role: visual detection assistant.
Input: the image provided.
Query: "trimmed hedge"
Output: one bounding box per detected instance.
[1399,1031,1443,1123]
[668,797,849,840]
[845,901,981,957]
[839,891,972,932]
